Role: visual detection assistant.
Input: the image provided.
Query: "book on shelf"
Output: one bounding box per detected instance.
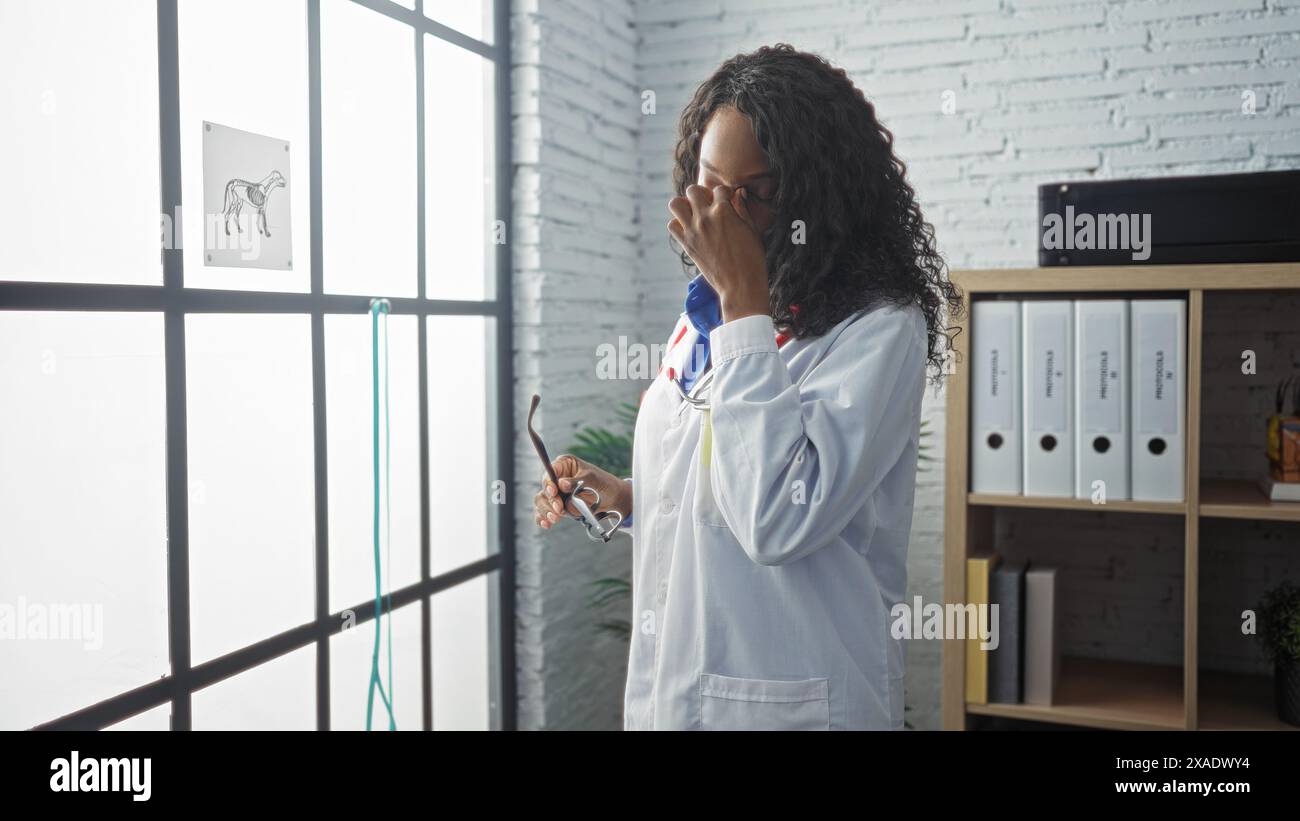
[1259,475,1300,503]
[1024,566,1061,707]
[989,561,1026,704]
[965,551,1001,705]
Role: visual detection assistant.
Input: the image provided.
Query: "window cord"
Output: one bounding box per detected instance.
[367,298,397,731]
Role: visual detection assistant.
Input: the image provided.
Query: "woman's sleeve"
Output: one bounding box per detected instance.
[619,477,634,531]
[706,304,926,566]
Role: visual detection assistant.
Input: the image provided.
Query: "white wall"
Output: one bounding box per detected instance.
[517,0,1300,729]
[511,0,642,730]
[634,0,1300,731]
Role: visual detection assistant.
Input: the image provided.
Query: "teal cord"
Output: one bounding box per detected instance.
[383,302,394,728]
[367,299,397,731]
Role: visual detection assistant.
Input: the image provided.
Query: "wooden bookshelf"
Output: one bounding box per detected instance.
[942,263,1300,732]
[1199,478,1300,523]
[965,657,1185,731]
[967,492,1185,516]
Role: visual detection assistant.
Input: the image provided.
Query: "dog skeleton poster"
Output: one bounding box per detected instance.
[202,121,293,270]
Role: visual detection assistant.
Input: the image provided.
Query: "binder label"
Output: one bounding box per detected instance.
[1138,312,1178,435]
[976,319,1014,430]
[1083,313,1122,433]
[1031,314,1068,433]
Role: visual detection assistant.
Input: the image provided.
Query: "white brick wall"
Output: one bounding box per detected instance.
[513,0,1300,730]
[630,0,1300,731]
[511,0,640,730]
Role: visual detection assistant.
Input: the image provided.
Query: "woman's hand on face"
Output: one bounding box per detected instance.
[532,454,631,531]
[668,185,771,322]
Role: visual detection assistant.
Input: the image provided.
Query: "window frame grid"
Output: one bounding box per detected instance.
[2,0,514,732]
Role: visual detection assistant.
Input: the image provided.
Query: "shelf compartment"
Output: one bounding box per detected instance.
[1199,669,1300,731]
[1199,478,1300,523]
[967,492,1186,516]
[965,656,1185,731]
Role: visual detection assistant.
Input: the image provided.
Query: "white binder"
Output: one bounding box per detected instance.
[1022,301,1073,497]
[1131,299,1186,502]
[971,300,1021,495]
[1074,300,1130,501]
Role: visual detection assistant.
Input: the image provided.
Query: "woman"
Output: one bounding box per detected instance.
[533,44,961,730]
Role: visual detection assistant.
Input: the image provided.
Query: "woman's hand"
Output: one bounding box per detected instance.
[532,454,632,531]
[668,185,770,323]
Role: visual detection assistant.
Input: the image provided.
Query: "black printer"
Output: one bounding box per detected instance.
[1038,169,1300,266]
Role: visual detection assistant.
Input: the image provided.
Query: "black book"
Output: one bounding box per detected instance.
[989,561,1026,704]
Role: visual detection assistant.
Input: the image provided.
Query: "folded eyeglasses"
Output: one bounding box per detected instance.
[527,394,623,543]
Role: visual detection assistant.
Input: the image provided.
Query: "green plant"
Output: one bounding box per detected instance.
[917,418,934,471]
[1259,581,1300,663]
[570,401,639,642]
[569,402,638,478]
[587,577,633,641]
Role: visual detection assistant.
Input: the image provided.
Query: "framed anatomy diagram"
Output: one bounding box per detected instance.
[202,120,293,270]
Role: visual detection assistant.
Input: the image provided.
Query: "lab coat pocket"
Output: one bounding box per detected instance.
[700,673,830,731]
[691,410,730,528]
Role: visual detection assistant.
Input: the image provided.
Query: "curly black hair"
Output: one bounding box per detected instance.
[672,44,963,376]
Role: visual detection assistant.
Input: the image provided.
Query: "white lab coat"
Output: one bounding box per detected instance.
[623,301,927,730]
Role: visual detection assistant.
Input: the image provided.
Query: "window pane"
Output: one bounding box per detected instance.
[425,36,496,301]
[0,1,160,285]
[426,0,494,45]
[427,316,496,575]
[433,572,496,730]
[330,600,422,730]
[326,314,421,613]
[322,2,417,297]
[0,313,167,729]
[186,315,315,663]
[191,645,315,730]
[178,0,310,292]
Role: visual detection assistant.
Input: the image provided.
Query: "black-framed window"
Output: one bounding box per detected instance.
[0,0,514,731]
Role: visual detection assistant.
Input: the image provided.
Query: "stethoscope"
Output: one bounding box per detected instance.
[669,365,715,409]
[664,324,791,411]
